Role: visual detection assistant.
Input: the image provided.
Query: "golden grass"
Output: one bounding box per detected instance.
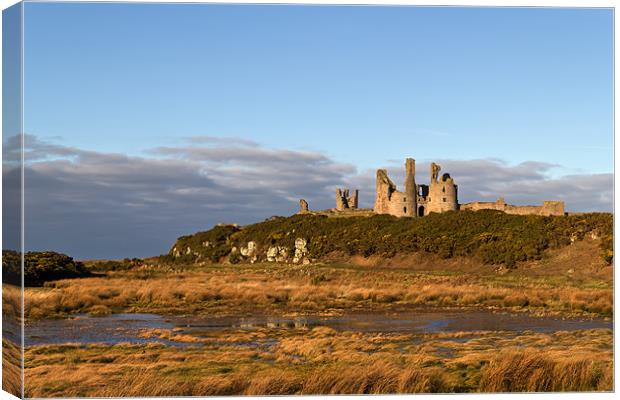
[3,340,22,397]
[3,284,23,397]
[3,284,21,320]
[18,238,614,395]
[23,327,612,396]
[479,349,612,392]
[300,361,450,394]
[22,245,613,320]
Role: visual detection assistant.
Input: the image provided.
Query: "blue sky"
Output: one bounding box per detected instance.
[24,4,613,174]
[4,3,614,258]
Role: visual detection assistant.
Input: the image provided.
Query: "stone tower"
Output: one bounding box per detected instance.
[404,158,416,217]
[426,163,458,214]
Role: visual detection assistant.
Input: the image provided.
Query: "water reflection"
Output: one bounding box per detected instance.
[25,309,612,348]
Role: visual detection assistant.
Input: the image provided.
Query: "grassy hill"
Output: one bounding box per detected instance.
[166,210,613,268]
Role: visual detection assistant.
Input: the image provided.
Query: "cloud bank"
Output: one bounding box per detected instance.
[3,135,612,259]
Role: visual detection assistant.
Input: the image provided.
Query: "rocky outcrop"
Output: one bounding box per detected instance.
[264,238,311,264]
[299,199,309,213]
[267,246,289,262]
[240,241,258,263]
[293,238,310,264]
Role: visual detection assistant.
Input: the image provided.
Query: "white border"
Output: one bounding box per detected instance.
[0,1,616,399]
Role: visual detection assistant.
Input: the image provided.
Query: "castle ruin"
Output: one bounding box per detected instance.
[300,157,565,218]
[299,199,309,214]
[460,197,565,217]
[372,158,564,217]
[374,159,458,217]
[335,188,359,211]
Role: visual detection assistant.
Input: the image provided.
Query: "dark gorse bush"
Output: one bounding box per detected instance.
[2,250,91,286]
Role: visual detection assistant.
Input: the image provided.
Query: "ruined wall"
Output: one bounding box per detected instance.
[349,190,359,209]
[540,201,565,216]
[336,188,359,211]
[416,185,429,216]
[461,198,565,216]
[373,161,416,217]
[425,164,458,214]
[374,169,397,215]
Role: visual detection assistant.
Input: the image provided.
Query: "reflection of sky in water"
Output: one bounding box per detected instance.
[25,311,612,347]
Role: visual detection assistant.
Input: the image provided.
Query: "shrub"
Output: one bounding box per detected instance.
[87,258,144,272]
[3,250,91,286]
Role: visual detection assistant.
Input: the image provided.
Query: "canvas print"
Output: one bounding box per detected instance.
[2,2,614,397]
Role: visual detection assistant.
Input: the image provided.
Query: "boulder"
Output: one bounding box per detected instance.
[293,238,309,264]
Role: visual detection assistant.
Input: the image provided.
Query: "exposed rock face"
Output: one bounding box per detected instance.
[299,199,309,213]
[240,241,258,263]
[293,238,310,264]
[267,246,288,262]
[172,247,181,258]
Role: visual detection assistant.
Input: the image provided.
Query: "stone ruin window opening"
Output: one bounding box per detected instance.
[443,197,446,202]
[442,187,445,193]
[418,206,425,216]
[403,207,407,213]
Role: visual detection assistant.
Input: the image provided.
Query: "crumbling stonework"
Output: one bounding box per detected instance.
[460,198,565,216]
[421,163,458,215]
[373,158,418,217]
[336,188,359,211]
[299,199,309,214]
[370,157,563,218]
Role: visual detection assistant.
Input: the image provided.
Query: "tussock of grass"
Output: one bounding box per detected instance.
[479,349,612,392]
[2,284,21,320]
[3,339,22,397]
[301,361,450,394]
[23,329,612,396]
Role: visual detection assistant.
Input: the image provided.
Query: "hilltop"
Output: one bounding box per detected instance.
[166,210,613,268]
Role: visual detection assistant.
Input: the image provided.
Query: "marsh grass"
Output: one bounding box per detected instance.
[21,244,612,320]
[3,339,22,397]
[23,328,612,396]
[19,233,614,396]
[479,349,612,392]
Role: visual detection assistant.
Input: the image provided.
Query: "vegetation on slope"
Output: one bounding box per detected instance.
[167,211,613,267]
[2,251,91,286]
[19,238,610,320]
